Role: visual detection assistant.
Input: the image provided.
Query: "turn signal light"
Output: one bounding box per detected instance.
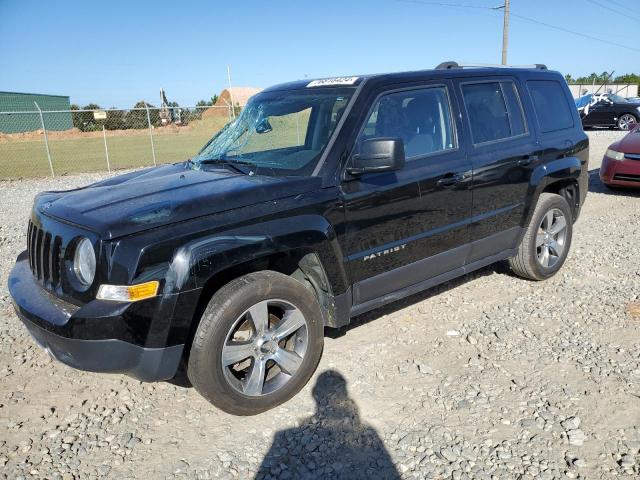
[97,281,159,302]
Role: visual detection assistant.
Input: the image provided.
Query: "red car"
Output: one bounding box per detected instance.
[600,124,640,188]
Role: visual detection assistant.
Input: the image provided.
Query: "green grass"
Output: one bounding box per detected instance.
[0,112,317,178]
[0,116,229,178]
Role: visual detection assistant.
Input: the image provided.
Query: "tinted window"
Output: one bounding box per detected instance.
[527,80,574,132]
[502,82,527,137]
[461,81,527,144]
[607,94,629,104]
[358,87,456,159]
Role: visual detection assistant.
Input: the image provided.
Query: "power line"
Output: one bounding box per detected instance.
[585,0,640,24]
[395,0,494,10]
[396,0,640,53]
[508,11,640,53]
[607,0,640,14]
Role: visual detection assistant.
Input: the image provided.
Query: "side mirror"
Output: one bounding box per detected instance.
[346,138,405,176]
[255,118,272,134]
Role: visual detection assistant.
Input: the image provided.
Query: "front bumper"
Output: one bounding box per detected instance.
[9,254,183,382]
[600,155,640,188]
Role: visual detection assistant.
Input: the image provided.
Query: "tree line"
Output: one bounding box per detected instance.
[564,72,640,86]
[70,95,220,132]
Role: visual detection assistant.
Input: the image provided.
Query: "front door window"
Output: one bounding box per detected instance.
[357,87,456,160]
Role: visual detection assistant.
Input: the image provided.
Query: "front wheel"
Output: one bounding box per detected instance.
[188,271,324,415]
[509,193,573,281]
[618,114,637,130]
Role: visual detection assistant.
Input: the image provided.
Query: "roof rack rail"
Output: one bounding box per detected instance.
[435,61,547,70]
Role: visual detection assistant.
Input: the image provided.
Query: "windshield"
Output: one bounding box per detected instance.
[192,87,355,176]
[607,94,629,104]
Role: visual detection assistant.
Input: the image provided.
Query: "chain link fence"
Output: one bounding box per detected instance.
[0,105,236,178]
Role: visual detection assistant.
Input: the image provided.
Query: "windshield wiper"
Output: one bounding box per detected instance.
[195,158,255,175]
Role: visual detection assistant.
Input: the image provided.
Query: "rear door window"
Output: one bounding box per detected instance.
[461,81,528,144]
[527,80,574,132]
[501,82,527,137]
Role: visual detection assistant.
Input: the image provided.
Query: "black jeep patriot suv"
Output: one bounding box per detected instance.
[9,62,588,415]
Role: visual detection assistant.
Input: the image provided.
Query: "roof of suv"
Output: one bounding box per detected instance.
[262,64,558,93]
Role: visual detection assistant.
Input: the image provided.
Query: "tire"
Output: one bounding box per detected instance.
[509,193,573,281]
[618,113,638,131]
[188,270,324,415]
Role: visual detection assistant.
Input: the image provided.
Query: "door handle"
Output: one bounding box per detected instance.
[517,154,538,166]
[437,172,465,188]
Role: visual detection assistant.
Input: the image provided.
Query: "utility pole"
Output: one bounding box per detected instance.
[227,65,235,119]
[501,0,510,65]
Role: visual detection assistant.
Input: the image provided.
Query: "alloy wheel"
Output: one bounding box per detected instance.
[221,299,308,397]
[618,114,636,130]
[536,208,567,268]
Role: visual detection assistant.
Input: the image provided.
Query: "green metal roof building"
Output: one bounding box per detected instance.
[0,91,72,133]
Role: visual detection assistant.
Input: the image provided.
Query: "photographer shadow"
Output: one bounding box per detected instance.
[255,370,400,480]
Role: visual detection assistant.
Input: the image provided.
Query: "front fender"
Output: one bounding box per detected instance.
[165,214,348,295]
[151,214,348,343]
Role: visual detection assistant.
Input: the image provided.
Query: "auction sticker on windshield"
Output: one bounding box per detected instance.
[307,76,359,87]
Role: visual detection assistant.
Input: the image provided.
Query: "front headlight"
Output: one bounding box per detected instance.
[73,237,96,287]
[605,148,625,161]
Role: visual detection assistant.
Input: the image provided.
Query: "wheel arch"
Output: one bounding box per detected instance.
[181,249,337,368]
[165,216,349,363]
[541,178,580,221]
[525,156,583,226]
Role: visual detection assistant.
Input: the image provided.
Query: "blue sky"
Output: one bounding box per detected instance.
[1,0,638,107]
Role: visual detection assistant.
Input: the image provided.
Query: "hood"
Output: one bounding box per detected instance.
[35,163,322,239]
[611,99,640,108]
[615,127,640,154]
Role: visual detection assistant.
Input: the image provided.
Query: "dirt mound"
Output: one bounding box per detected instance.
[202,106,231,118]
[0,124,197,143]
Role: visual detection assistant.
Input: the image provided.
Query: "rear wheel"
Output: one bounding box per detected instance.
[509,193,573,281]
[188,271,324,415]
[618,114,637,130]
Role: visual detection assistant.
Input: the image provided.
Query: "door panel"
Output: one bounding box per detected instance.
[341,81,473,304]
[588,102,615,126]
[455,77,536,263]
[466,142,534,244]
[342,168,423,284]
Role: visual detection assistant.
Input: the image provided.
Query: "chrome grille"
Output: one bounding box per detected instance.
[27,220,63,289]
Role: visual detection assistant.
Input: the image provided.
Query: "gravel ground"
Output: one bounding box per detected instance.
[1,130,639,479]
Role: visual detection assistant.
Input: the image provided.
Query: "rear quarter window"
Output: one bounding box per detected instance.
[527,80,574,133]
